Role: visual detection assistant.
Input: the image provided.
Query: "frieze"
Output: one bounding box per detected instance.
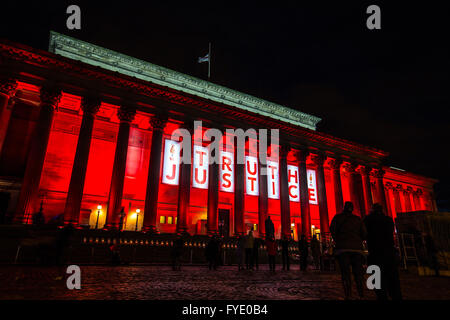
[49,31,321,130]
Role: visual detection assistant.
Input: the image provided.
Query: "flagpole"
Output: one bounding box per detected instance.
[208,42,211,80]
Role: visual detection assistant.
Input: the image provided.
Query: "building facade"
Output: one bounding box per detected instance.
[0,32,438,240]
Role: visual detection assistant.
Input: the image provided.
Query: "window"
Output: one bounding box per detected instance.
[167,216,173,224]
[159,216,166,224]
[253,224,258,231]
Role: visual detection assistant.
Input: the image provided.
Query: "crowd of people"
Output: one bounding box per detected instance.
[199,201,406,300]
[29,199,432,300]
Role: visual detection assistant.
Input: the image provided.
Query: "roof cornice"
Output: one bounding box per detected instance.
[48,31,321,131]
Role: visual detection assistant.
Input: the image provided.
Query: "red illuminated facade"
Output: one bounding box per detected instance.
[0,34,438,240]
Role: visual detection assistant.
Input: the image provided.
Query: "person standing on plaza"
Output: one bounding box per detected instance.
[252,237,261,270]
[298,234,309,271]
[265,216,275,239]
[310,234,321,270]
[245,229,255,270]
[281,234,290,271]
[236,235,245,271]
[266,236,277,272]
[364,203,403,300]
[205,235,219,270]
[330,201,367,300]
[171,235,184,271]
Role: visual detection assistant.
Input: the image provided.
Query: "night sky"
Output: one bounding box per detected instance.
[1,1,449,209]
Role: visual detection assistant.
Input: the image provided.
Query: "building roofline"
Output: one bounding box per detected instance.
[48,31,321,131]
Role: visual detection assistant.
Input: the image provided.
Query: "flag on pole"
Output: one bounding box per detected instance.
[198,53,209,63]
[198,43,211,79]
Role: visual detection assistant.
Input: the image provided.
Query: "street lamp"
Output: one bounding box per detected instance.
[95,205,102,229]
[135,209,141,231]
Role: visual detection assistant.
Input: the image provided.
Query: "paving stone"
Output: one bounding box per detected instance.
[0,265,448,300]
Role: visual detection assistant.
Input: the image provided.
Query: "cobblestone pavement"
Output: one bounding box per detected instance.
[0,265,449,300]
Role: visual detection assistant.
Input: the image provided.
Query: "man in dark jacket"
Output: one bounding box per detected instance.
[364,203,402,300]
[281,235,290,271]
[298,234,309,271]
[330,201,367,300]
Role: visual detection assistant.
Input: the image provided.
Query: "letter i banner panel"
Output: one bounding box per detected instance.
[267,160,280,199]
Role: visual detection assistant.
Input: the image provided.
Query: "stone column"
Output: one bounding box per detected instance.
[372,169,388,216]
[328,158,344,215]
[413,189,423,211]
[404,187,413,212]
[104,105,136,229]
[207,142,220,235]
[142,114,167,233]
[258,145,268,239]
[393,184,403,214]
[297,149,311,238]
[279,144,291,238]
[312,153,330,235]
[0,78,18,155]
[358,166,373,216]
[63,96,101,225]
[384,182,395,218]
[234,137,245,236]
[176,122,193,234]
[344,162,362,217]
[14,85,61,223]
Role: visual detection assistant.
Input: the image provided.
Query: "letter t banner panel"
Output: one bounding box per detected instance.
[267,160,280,199]
[245,155,259,196]
[162,139,181,185]
[192,144,209,189]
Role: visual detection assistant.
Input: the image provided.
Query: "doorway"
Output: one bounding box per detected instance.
[218,209,230,238]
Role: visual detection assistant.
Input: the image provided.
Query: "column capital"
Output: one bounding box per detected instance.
[149,113,168,131]
[395,184,403,192]
[384,182,394,190]
[311,153,327,167]
[295,148,309,163]
[0,78,18,96]
[328,158,343,170]
[80,96,101,115]
[343,162,358,173]
[405,186,413,193]
[357,165,372,176]
[117,105,136,123]
[415,188,423,196]
[371,168,385,179]
[279,143,291,159]
[40,85,62,108]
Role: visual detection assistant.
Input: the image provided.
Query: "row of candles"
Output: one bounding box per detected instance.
[82,237,300,251]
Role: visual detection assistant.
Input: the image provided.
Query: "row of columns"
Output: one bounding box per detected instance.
[3,80,414,238]
[385,183,427,215]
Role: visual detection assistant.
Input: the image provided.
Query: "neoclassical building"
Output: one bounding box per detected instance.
[0,32,438,240]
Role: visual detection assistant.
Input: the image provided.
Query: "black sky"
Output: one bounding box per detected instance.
[1,1,449,209]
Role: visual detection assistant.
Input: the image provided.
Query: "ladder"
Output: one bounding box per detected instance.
[399,233,420,270]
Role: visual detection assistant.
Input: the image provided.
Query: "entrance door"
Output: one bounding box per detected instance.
[218,209,230,238]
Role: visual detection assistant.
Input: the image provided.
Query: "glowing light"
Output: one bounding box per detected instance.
[136,209,141,213]
[97,205,102,210]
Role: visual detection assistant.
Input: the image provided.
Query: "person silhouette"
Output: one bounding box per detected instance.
[364,203,402,300]
[330,201,367,300]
